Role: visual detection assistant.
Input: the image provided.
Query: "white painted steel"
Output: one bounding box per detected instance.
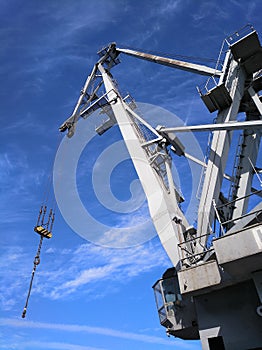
[161,120,262,133]
[248,86,262,116]
[197,54,247,246]
[231,132,261,219]
[99,63,189,267]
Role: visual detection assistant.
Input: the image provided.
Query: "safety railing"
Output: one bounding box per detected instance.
[178,190,262,267]
[196,35,228,97]
[225,24,255,47]
[213,190,262,234]
[178,231,214,268]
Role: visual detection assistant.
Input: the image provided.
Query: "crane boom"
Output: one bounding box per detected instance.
[117,47,222,77]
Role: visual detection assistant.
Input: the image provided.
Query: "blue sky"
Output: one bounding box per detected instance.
[0,1,261,350]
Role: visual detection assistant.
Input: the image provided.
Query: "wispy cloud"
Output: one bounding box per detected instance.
[155,0,185,17]
[192,1,229,23]
[0,339,105,350]
[229,0,258,22]
[0,240,169,310]
[93,202,155,247]
[0,318,198,348]
[0,1,125,99]
[40,241,169,300]
[123,0,186,48]
[0,246,29,311]
[0,146,48,226]
[1,112,45,134]
[0,340,104,350]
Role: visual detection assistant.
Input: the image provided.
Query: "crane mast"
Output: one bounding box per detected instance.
[60,24,262,349]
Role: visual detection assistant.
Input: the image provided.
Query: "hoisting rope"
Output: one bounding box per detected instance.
[21,134,61,319]
[22,235,43,318]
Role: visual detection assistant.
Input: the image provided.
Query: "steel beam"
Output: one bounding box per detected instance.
[117,48,221,77]
[197,54,246,247]
[160,120,262,133]
[98,63,189,268]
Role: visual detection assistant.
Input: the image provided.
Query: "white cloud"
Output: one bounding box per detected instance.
[94,204,155,248]
[0,146,48,227]
[124,0,185,48]
[57,264,114,290]
[158,0,184,15]
[192,1,229,23]
[43,241,169,300]
[45,247,56,254]
[0,239,169,310]
[0,1,125,98]
[4,340,105,350]
[0,146,45,194]
[0,246,29,311]
[0,318,199,348]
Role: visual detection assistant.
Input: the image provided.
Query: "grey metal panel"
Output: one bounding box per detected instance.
[200,83,232,113]
[230,30,261,60]
[213,225,262,277]
[195,280,262,350]
[178,261,221,294]
[243,49,262,74]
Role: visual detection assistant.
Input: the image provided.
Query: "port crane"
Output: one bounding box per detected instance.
[59,25,262,349]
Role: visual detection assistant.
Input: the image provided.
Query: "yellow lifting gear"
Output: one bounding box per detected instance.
[34,225,52,239]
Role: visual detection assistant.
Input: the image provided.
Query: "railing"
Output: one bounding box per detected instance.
[196,36,228,96]
[197,75,220,96]
[178,231,214,267]
[197,24,256,97]
[178,190,262,267]
[213,190,262,233]
[225,24,255,46]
